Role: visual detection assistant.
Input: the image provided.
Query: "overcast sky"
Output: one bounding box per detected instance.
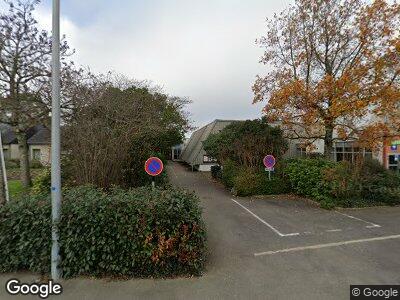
[29,0,292,129]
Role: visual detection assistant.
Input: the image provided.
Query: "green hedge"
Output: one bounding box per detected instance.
[217,160,290,196]
[285,158,400,208]
[233,168,290,196]
[323,159,400,207]
[284,158,335,200]
[221,159,239,188]
[0,186,207,278]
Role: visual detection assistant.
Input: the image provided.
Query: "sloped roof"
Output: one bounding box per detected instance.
[181,119,239,166]
[27,126,51,145]
[0,124,50,145]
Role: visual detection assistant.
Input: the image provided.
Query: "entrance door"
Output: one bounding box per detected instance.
[388,155,399,172]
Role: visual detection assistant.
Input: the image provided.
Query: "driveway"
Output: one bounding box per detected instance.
[1,161,400,299]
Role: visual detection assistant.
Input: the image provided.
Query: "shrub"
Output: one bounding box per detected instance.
[30,160,43,169]
[233,168,290,196]
[210,165,222,180]
[356,159,400,205]
[0,186,207,278]
[31,168,51,195]
[63,84,189,190]
[221,159,239,188]
[322,161,360,200]
[5,159,20,168]
[284,157,400,208]
[284,158,334,200]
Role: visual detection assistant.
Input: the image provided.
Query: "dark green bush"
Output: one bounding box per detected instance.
[211,165,222,180]
[31,168,51,195]
[0,186,206,278]
[5,159,20,168]
[30,160,43,169]
[221,159,239,188]
[285,158,400,208]
[233,168,290,197]
[284,158,335,200]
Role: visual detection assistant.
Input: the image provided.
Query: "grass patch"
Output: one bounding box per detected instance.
[8,180,25,199]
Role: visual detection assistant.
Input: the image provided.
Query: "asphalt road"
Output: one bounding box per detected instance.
[1,161,400,299]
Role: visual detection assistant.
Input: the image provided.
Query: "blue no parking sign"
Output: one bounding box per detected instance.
[145,157,164,177]
[263,155,276,170]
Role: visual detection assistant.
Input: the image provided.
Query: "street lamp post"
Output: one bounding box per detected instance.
[51,0,62,280]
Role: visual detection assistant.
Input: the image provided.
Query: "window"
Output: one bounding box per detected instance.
[2,148,10,160]
[332,141,372,163]
[173,148,181,160]
[388,155,399,173]
[32,149,41,161]
[296,144,307,157]
[203,155,217,163]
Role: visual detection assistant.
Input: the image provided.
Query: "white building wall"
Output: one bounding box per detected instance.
[30,145,51,166]
[198,164,216,172]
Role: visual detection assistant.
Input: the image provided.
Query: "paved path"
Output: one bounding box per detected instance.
[1,161,400,299]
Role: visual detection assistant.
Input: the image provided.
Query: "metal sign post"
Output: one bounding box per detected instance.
[0,133,9,202]
[51,0,62,281]
[145,157,164,190]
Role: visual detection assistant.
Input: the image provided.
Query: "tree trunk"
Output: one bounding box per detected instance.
[16,132,32,188]
[0,161,6,205]
[324,125,334,160]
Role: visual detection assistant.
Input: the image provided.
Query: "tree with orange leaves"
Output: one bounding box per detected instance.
[253,0,400,158]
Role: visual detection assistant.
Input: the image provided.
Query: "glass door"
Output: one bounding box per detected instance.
[388,155,399,172]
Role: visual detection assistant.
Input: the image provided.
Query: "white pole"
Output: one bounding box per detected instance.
[0,133,9,202]
[51,0,62,281]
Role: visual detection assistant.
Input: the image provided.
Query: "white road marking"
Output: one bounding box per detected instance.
[254,234,400,256]
[335,211,381,228]
[326,229,342,232]
[231,199,300,237]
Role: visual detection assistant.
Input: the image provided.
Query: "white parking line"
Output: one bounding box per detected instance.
[326,229,342,232]
[231,199,300,237]
[335,211,381,228]
[254,234,400,256]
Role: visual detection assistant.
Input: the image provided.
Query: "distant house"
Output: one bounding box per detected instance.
[0,124,51,165]
[180,119,238,171]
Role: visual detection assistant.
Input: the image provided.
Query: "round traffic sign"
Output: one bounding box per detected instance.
[145,157,164,176]
[263,155,276,168]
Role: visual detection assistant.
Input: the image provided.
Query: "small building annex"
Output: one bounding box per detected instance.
[180,119,237,171]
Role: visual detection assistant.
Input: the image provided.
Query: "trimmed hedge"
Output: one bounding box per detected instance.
[285,158,400,208]
[284,158,335,200]
[221,159,239,188]
[0,186,207,278]
[233,168,290,196]
[215,159,290,197]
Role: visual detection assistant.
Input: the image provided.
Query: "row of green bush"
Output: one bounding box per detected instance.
[212,158,400,208]
[284,158,400,208]
[5,159,43,169]
[0,186,207,278]
[211,159,290,197]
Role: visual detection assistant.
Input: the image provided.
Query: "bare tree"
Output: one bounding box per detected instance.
[0,0,70,187]
[64,75,191,189]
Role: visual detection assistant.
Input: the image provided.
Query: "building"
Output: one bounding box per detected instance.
[0,125,51,165]
[181,119,395,172]
[383,136,400,172]
[180,120,237,171]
